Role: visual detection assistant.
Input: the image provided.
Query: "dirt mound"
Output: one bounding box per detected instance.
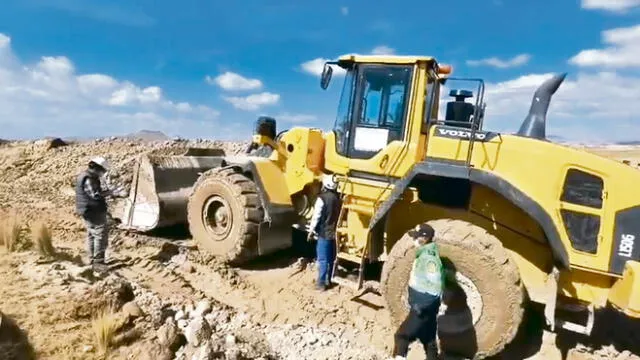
[0,138,247,227]
[3,139,640,360]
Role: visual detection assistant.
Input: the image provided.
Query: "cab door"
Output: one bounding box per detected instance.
[325,63,426,180]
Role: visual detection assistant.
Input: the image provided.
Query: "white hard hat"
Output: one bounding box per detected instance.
[322,174,337,190]
[89,156,110,172]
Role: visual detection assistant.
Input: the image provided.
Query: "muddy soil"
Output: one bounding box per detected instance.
[1,138,640,360]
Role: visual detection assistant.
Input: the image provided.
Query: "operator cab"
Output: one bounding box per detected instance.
[318,54,487,179]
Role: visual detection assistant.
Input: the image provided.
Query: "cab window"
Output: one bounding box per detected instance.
[349,64,413,159]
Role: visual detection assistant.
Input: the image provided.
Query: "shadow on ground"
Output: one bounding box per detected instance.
[485,303,640,360]
[146,224,191,241]
[485,305,545,359]
[237,227,315,271]
[586,306,640,355]
[0,312,36,360]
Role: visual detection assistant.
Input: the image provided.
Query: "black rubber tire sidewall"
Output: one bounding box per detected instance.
[187,168,261,264]
[381,219,525,359]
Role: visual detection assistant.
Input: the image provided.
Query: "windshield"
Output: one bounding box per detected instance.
[332,68,355,156]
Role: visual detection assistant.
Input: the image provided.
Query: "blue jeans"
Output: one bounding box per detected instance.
[316,237,335,287]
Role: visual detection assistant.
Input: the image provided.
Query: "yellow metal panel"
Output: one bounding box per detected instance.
[251,158,293,206]
[323,132,350,175]
[426,128,640,274]
[608,261,640,317]
[343,208,371,256]
[559,268,612,307]
[269,127,325,196]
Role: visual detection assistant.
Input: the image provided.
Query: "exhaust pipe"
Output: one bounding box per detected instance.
[516,73,567,140]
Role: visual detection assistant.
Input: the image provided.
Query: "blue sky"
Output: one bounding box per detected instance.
[0,0,639,143]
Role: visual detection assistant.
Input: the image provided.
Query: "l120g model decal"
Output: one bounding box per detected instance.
[433,126,499,142]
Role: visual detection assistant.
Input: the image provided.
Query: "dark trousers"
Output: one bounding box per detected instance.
[393,302,440,359]
[316,237,335,287]
[83,212,109,264]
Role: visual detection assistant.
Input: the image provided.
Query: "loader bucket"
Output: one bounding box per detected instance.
[119,150,225,231]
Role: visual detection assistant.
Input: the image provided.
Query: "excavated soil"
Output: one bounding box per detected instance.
[1,138,640,360]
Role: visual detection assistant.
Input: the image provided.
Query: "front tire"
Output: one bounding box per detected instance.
[381,219,525,358]
[187,167,264,265]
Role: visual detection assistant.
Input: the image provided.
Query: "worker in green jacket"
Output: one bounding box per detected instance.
[391,223,445,360]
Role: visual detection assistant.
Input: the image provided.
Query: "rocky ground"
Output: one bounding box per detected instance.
[1,137,640,360]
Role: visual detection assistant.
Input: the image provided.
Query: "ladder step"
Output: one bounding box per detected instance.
[558,320,592,335]
[556,304,594,336]
[331,276,359,291]
[336,252,362,263]
[343,204,374,216]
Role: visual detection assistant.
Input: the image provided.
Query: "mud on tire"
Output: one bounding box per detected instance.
[187,167,264,265]
[380,219,525,359]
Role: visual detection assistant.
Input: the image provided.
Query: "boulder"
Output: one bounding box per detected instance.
[184,317,211,347]
[192,299,212,318]
[122,301,143,319]
[192,340,214,360]
[157,318,184,352]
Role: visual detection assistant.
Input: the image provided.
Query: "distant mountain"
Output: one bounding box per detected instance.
[62,130,170,143]
[617,141,640,145]
[547,134,568,143]
[122,130,170,141]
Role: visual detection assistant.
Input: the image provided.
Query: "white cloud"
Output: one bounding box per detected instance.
[581,0,640,13]
[0,33,222,140]
[569,24,640,68]
[455,70,640,143]
[466,54,531,69]
[206,71,263,91]
[276,112,318,124]
[371,45,396,55]
[300,46,399,77]
[223,92,280,111]
[0,33,10,48]
[300,58,347,77]
[341,6,349,15]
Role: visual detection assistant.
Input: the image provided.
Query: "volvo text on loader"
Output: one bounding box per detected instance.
[118,54,640,358]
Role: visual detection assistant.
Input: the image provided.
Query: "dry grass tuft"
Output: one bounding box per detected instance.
[31,221,55,258]
[1,216,23,252]
[91,307,120,356]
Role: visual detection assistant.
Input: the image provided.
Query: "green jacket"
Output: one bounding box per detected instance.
[408,242,445,298]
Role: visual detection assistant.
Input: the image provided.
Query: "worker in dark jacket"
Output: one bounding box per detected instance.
[390,224,445,360]
[307,174,341,291]
[75,157,125,271]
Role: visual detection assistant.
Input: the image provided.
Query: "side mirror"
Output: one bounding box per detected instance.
[320,64,333,90]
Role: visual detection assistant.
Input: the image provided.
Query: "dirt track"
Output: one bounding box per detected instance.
[1,138,640,360]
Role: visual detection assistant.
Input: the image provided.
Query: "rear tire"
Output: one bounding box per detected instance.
[381,219,525,359]
[187,167,264,265]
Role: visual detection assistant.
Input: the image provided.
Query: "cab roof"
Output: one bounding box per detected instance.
[337,54,437,65]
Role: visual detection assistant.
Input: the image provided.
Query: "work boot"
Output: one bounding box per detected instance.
[315,283,328,291]
[92,262,109,274]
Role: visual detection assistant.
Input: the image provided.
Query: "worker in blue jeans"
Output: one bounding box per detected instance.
[307,174,341,291]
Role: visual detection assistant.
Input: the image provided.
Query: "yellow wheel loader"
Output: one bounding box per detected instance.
[118,54,640,358]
